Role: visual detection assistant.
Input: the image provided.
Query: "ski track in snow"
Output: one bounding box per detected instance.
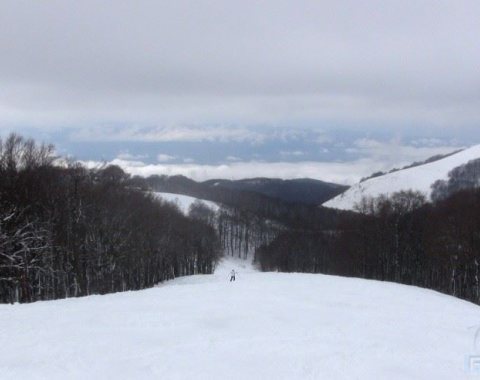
[151,192,220,215]
[1,257,480,379]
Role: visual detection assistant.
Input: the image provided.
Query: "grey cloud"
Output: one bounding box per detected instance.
[0,0,479,131]
[347,138,464,168]
[69,125,268,143]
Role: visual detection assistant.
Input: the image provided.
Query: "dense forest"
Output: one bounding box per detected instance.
[0,134,220,303]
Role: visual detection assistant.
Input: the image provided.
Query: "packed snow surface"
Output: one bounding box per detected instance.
[324,145,480,211]
[152,191,220,214]
[1,258,480,379]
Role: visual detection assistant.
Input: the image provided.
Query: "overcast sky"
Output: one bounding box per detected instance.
[1,1,479,183]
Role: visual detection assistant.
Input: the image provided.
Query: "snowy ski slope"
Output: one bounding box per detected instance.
[1,257,479,379]
[151,191,220,215]
[324,145,480,211]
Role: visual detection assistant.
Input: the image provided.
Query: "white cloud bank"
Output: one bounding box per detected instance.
[84,140,464,184]
[92,159,377,185]
[156,154,176,162]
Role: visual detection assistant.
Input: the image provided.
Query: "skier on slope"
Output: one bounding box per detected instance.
[230,269,236,282]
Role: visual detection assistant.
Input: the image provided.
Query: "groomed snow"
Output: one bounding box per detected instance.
[152,192,220,215]
[324,145,480,211]
[1,258,480,379]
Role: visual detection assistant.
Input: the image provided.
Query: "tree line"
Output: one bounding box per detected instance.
[187,199,281,262]
[0,134,220,303]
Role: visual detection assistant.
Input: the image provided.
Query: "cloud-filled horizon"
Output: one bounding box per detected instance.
[0,1,478,183]
[76,136,465,185]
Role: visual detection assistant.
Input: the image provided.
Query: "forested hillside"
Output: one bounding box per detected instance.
[137,174,345,230]
[0,134,220,303]
[203,177,348,204]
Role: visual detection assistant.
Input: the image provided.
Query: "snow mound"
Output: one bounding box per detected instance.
[324,145,480,211]
[1,258,479,379]
[152,192,220,215]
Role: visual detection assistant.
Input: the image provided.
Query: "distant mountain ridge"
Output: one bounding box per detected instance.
[136,175,347,206]
[133,174,347,231]
[203,177,348,205]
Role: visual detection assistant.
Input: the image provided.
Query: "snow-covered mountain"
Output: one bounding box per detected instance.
[152,192,220,215]
[324,145,480,211]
